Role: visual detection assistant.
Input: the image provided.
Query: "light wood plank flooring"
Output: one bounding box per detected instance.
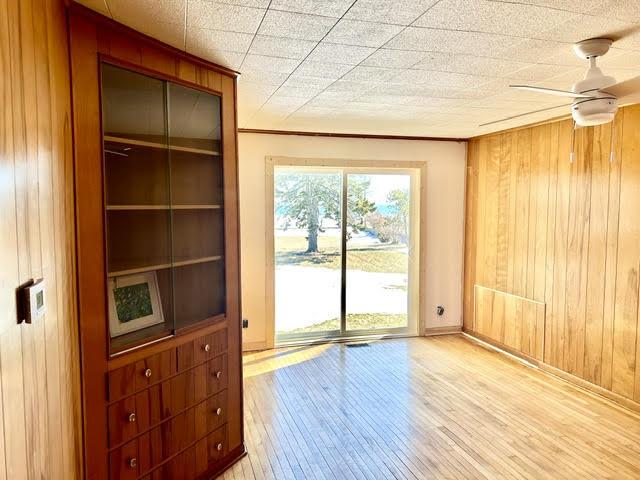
[222,335,640,479]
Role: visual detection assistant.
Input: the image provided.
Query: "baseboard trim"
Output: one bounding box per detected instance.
[462,330,640,417]
[242,341,268,352]
[423,325,462,336]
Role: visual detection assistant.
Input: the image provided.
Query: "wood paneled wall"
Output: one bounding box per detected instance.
[464,104,640,407]
[0,0,82,478]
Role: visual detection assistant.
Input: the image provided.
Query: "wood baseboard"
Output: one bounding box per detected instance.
[242,341,268,352]
[423,325,462,336]
[462,330,640,416]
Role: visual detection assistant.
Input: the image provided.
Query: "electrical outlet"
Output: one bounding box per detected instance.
[242,318,249,328]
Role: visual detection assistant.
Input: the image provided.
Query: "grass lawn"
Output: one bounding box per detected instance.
[281,313,407,334]
[275,235,408,274]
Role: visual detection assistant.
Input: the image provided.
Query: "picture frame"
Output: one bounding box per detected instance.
[108,271,165,337]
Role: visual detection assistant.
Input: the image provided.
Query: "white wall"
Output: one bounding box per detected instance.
[238,133,467,349]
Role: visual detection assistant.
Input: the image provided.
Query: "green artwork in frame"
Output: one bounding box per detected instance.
[113,282,153,323]
[108,271,165,337]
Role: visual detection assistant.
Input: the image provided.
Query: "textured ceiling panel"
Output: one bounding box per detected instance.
[257,10,335,40]
[187,1,265,33]
[79,0,640,137]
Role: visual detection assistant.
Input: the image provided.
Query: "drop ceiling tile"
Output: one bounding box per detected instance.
[242,54,300,73]
[212,0,270,7]
[238,81,280,101]
[497,38,567,62]
[396,69,487,88]
[345,0,439,26]
[128,20,186,49]
[239,69,290,85]
[187,1,265,33]
[273,85,323,98]
[294,60,354,79]
[324,20,403,48]
[109,0,185,24]
[187,27,254,53]
[340,66,399,83]
[265,95,310,110]
[536,14,635,44]
[386,28,511,56]
[504,63,574,81]
[418,55,533,78]
[306,43,376,65]
[588,0,640,22]
[78,0,110,16]
[283,75,336,89]
[414,0,575,37]
[269,0,353,17]
[188,48,245,69]
[249,35,317,59]
[258,10,336,41]
[362,49,428,68]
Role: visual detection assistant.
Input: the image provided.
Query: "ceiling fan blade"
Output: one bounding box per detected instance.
[510,85,595,99]
[479,103,573,127]
[603,76,640,103]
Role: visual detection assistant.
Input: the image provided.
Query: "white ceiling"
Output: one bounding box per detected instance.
[79,0,640,138]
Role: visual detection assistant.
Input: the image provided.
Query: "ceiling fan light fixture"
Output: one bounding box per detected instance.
[572,97,618,126]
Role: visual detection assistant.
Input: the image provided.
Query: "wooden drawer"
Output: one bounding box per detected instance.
[108,354,227,447]
[177,328,227,372]
[110,394,228,477]
[194,390,227,440]
[108,349,176,402]
[194,353,227,403]
[195,425,227,478]
[109,434,146,480]
[146,446,196,480]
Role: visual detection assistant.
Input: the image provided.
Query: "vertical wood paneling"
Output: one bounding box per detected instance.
[465,105,640,409]
[0,1,81,479]
[564,127,591,377]
[601,111,623,390]
[612,105,640,399]
[583,124,611,385]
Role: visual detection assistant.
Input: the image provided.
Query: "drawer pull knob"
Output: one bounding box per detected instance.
[144,368,152,378]
[215,407,222,416]
[216,443,223,452]
[128,457,137,469]
[203,344,210,352]
[128,413,136,423]
[214,371,222,379]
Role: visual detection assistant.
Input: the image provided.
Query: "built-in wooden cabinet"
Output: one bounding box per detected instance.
[69,4,244,479]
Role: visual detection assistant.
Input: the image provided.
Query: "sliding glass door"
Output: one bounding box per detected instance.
[274,166,418,342]
[345,173,411,333]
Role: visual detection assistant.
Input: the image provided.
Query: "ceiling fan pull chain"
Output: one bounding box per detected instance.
[570,121,577,163]
[609,114,616,163]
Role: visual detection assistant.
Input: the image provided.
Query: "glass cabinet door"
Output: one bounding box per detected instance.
[101,63,225,354]
[168,83,225,331]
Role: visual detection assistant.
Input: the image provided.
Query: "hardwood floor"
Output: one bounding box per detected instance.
[222,335,640,479]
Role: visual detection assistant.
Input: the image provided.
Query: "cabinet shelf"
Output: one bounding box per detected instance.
[108,255,223,278]
[106,204,222,211]
[104,135,220,156]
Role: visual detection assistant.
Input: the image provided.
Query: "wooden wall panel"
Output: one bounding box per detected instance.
[0,0,82,479]
[465,104,640,408]
[474,286,545,360]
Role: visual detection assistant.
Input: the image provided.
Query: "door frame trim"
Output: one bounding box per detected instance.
[265,156,428,348]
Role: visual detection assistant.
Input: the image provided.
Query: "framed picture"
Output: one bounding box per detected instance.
[108,272,165,337]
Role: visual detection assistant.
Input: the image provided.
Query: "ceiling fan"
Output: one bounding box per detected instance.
[480,37,640,128]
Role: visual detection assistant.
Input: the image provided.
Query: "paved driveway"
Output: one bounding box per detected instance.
[275,265,408,332]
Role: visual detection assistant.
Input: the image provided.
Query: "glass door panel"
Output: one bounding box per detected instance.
[274,169,343,337]
[102,64,174,353]
[168,82,226,330]
[345,173,411,332]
